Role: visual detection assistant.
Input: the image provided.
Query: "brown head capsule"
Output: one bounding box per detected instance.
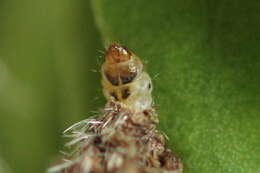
[101,43,153,112]
[102,43,141,86]
[106,43,131,64]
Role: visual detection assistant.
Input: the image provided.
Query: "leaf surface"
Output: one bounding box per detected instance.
[91,0,260,172]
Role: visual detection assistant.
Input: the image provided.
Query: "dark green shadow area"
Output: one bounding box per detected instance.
[91,0,260,173]
[52,0,104,128]
[0,0,103,173]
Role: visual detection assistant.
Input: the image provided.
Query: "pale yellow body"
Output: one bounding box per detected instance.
[102,71,153,112]
[101,55,153,112]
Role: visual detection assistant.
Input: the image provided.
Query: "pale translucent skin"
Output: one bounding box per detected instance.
[101,54,153,112]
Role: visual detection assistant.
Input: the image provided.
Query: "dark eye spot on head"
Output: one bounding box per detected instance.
[110,92,119,101]
[148,83,152,90]
[120,72,137,84]
[121,88,130,99]
[105,72,119,86]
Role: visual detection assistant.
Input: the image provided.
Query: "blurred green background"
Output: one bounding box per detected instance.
[0,0,104,173]
[0,0,259,173]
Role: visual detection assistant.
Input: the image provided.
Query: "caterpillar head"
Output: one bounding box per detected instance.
[102,43,143,86]
[101,43,153,111]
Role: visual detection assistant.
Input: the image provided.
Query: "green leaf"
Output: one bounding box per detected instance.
[91,0,260,173]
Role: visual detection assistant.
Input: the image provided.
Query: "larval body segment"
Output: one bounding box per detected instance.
[101,43,153,112]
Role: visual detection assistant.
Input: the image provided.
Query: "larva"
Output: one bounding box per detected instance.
[101,43,153,112]
[48,43,183,173]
